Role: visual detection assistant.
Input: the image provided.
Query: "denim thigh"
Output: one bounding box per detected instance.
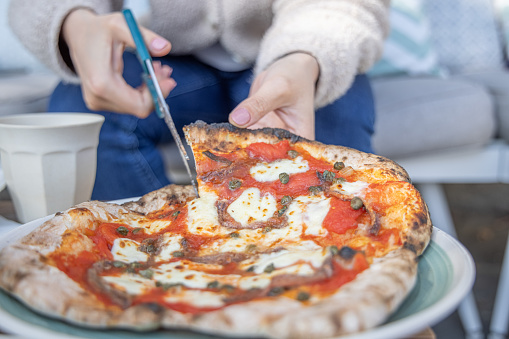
[315,74,375,153]
[49,52,236,200]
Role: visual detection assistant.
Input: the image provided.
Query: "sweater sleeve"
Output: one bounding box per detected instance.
[255,0,390,108]
[8,0,123,84]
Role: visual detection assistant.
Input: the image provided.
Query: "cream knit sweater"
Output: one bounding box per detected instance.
[8,0,390,108]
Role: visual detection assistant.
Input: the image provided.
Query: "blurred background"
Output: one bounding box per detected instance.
[1,0,509,338]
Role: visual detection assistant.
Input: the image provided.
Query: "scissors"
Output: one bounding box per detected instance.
[123,9,199,197]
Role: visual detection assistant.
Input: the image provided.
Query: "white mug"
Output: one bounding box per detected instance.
[0,113,104,223]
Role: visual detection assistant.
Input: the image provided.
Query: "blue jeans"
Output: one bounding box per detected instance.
[49,52,375,200]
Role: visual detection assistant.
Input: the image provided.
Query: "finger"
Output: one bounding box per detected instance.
[229,77,290,127]
[109,13,171,57]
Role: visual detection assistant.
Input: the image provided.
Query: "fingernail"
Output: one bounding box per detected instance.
[231,108,250,125]
[151,38,168,51]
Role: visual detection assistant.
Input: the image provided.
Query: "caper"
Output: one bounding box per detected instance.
[139,269,154,279]
[127,261,141,273]
[350,197,364,210]
[264,263,275,273]
[116,226,129,236]
[277,205,288,217]
[156,281,182,290]
[262,226,272,234]
[172,210,180,218]
[221,284,235,293]
[229,179,242,190]
[172,251,184,257]
[296,291,311,301]
[288,150,299,159]
[308,186,322,195]
[329,245,339,256]
[207,280,220,289]
[229,232,240,238]
[333,177,346,185]
[279,172,290,184]
[112,261,127,268]
[322,170,335,182]
[246,265,256,272]
[268,286,284,296]
[281,195,293,205]
[334,161,345,171]
[245,244,257,252]
[132,227,144,234]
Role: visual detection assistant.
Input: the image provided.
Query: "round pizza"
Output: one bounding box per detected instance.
[0,121,432,338]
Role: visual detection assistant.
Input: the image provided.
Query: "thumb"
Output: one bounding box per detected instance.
[112,14,171,57]
[142,26,172,57]
[229,79,288,127]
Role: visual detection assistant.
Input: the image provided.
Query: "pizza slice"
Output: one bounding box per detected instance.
[0,121,432,338]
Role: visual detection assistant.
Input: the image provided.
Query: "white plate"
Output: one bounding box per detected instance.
[0,217,475,339]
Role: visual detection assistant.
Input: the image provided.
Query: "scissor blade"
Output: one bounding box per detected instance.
[144,61,199,197]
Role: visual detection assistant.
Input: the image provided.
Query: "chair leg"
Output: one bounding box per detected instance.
[417,183,485,339]
[488,233,509,339]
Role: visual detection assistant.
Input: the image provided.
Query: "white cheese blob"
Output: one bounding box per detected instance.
[250,156,309,182]
[287,195,330,237]
[227,188,277,226]
[336,181,370,196]
[242,248,330,274]
[187,190,226,236]
[102,274,153,295]
[111,238,149,263]
[153,261,235,289]
[155,234,183,262]
[164,289,225,308]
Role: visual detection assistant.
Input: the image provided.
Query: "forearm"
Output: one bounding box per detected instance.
[256,0,390,108]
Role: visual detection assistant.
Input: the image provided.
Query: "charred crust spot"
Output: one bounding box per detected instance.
[415,211,428,226]
[55,212,63,216]
[412,221,420,230]
[403,242,417,254]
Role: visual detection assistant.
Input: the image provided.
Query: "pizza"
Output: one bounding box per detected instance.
[0,121,432,338]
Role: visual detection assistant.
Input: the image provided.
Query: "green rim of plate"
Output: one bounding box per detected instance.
[0,241,451,339]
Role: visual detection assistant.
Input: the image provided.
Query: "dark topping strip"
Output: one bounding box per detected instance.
[203,150,232,165]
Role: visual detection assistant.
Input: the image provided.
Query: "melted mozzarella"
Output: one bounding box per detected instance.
[250,156,309,182]
[287,195,330,237]
[111,238,149,263]
[155,234,183,261]
[240,248,330,274]
[102,274,153,295]
[336,181,370,196]
[227,188,277,226]
[187,190,226,236]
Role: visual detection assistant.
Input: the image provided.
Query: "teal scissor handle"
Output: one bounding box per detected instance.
[123,9,164,118]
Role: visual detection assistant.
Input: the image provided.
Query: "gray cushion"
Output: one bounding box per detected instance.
[371,77,496,158]
[453,69,509,143]
[0,72,59,116]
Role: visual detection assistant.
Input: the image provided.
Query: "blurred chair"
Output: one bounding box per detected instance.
[370,0,509,338]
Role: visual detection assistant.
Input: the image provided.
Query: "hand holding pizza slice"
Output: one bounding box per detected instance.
[0,121,432,338]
